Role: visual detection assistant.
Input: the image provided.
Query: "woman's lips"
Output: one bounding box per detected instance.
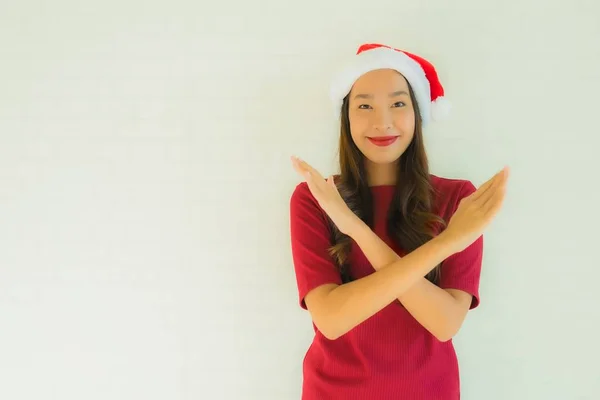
[367,136,398,147]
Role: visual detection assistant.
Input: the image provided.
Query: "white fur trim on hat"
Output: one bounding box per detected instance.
[330,47,432,124]
[430,95,451,121]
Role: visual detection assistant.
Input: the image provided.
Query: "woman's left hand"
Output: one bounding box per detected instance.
[291,156,361,236]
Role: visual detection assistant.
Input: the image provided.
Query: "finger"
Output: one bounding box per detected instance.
[482,183,507,218]
[471,166,508,202]
[295,157,325,182]
[327,175,341,193]
[291,156,324,200]
[305,174,320,197]
[481,170,509,216]
[490,166,509,197]
[291,156,311,180]
[480,167,509,208]
[293,157,331,199]
[478,177,500,208]
[471,169,501,200]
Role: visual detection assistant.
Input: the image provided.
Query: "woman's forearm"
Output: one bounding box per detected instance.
[348,221,469,341]
[318,221,456,339]
[396,279,467,341]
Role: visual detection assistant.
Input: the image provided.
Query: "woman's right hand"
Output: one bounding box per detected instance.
[441,167,510,253]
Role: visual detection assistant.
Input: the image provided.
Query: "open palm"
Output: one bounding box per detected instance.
[291,156,359,236]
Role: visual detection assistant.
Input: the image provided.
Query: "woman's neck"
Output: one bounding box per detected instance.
[365,159,398,187]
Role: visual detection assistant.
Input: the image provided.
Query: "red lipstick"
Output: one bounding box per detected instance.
[367,136,398,147]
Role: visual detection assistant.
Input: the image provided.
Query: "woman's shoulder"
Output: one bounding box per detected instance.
[290,181,327,219]
[290,181,313,207]
[430,173,476,193]
[429,174,477,211]
[290,174,341,204]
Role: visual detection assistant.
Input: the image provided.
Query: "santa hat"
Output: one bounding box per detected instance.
[329,43,451,125]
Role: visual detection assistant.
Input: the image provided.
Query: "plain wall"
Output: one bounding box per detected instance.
[1,0,599,399]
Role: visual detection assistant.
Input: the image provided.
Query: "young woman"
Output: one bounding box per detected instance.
[288,43,509,399]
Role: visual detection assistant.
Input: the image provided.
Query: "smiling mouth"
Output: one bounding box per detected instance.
[367,136,399,147]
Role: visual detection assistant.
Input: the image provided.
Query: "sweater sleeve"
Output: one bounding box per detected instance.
[289,182,343,310]
[438,181,484,310]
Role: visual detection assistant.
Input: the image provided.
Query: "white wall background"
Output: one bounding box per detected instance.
[1,1,599,399]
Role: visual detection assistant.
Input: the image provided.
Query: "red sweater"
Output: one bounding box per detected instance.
[289,175,483,400]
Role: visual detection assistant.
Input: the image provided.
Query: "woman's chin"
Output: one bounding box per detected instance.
[363,151,403,165]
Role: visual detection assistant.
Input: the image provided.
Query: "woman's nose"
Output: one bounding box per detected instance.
[373,111,393,132]
[374,124,393,133]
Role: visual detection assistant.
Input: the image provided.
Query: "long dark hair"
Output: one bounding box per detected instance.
[326,82,446,284]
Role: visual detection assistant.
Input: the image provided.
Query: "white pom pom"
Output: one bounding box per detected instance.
[430,96,451,121]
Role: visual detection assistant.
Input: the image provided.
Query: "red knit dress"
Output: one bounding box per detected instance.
[289,175,483,399]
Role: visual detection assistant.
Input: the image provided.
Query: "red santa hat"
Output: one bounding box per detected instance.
[329,43,451,125]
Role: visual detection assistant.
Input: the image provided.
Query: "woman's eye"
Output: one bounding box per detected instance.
[357,102,404,109]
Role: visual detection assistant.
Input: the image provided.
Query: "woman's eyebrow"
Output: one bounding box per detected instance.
[353,90,409,99]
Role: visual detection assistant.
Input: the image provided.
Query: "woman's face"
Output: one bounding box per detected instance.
[347,69,416,167]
